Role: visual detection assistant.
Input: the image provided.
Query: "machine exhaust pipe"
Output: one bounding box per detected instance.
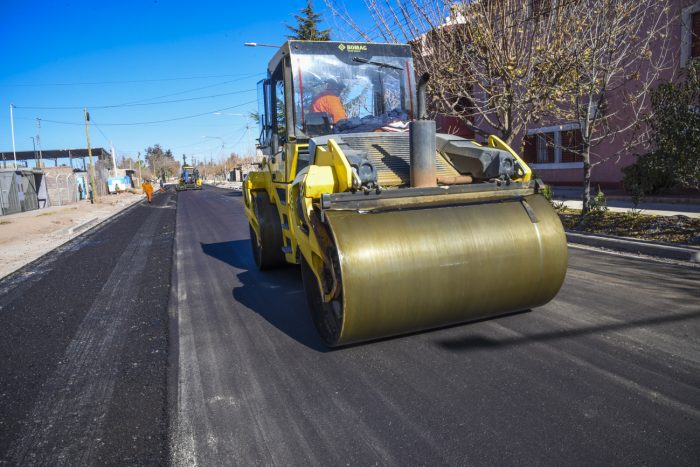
[410,73,437,188]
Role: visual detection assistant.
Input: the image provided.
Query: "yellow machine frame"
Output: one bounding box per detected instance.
[244,41,567,346]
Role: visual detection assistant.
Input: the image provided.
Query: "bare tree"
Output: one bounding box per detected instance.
[325,0,581,144]
[326,0,674,213]
[555,0,673,213]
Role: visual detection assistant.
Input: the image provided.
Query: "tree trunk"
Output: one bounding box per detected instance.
[582,141,592,215]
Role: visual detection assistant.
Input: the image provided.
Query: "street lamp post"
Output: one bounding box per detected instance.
[244,42,279,48]
[36,118,43,169]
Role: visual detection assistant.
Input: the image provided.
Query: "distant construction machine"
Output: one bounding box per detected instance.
[177,165,202,191]
[244,41,568,347]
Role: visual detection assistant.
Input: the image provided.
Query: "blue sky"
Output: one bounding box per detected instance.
[0,0,374,165]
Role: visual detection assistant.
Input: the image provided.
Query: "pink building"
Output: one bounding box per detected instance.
[518,0,700,188]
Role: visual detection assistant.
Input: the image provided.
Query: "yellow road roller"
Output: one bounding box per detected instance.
[177,165,202,191]
[244,41,568,346]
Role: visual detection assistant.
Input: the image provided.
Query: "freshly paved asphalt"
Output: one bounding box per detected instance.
[0,188,175,465]
[170,187,699,466]
[1,185,698,465]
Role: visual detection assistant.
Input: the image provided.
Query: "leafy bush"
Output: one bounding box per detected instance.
[589,186,608,214]
[540,184,553,202]
[625,62,700,195]
[623,150,676,195]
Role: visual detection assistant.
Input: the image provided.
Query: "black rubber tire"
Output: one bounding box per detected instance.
[300,254,343,347]
[249,191,285,270]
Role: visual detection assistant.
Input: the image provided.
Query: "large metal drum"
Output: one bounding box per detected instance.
[306,194,568,346]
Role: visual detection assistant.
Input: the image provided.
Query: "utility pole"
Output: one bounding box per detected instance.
[36,118,43,168]
[84,108,97,204]
[10,104,17,169]
[137,151,142,182]
[110,141,117,176]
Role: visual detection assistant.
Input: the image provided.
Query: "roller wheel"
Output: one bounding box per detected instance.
[250,191,285,270]
[300,253,343,347]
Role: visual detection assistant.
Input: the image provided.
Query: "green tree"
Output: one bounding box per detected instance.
[145,144,179,178]
[624,63,700,194]
[287,0,330,41]
[649,63,700,189]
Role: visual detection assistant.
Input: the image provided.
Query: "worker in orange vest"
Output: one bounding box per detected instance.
[310,78,347,124]
[142,179,154,204]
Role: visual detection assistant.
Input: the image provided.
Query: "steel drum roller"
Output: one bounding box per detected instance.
[318,194,568,346]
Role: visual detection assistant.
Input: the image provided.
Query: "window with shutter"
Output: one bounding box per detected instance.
[522,135,537,163]
[526,124,583,165]
[561,129,583,162]
[692,12,700,59]
[536,133,556,163]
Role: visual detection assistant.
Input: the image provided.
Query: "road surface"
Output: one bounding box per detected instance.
[169,187,700,466]
[1,185,698,465]
[0,189,175,465]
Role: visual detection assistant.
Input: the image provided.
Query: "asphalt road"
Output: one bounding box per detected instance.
[0,188,176,465]
[1,185,697,465]
[170,187,700,466]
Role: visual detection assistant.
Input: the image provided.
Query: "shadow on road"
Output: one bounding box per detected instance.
[201,240,328,352]
[436,310,700,352]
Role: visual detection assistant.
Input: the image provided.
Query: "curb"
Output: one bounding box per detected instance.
[552,189,700,205]
[57,196,144,236]
[605,194,700,205]
[566,231,700,263]
[68,217,99,234]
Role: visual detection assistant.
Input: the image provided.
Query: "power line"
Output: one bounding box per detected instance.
[1,72,266,87]
[91,120,112,146]
[38,100,258,126]
[169,125,249,150]
[116,73,263,105]
[14,88,256,110]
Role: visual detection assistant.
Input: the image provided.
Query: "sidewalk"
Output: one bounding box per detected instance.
[552,186,700,219]
[0,192,144,280]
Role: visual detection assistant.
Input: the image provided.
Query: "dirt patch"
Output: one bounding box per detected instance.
[0,192,143,279]
[558,208,700,245]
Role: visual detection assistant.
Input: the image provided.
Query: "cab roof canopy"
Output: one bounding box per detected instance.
[267,40,413,75]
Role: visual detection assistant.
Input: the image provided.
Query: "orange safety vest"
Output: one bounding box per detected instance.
[310,92,347,123]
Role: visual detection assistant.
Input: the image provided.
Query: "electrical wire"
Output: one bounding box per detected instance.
[114,73,263,106]
[14,88,256,110]
[91,120,112,146]
[2,72,266,87]
[37,100,258,126]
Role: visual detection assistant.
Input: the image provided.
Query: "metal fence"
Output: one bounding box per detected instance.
[0,170,46,216]
[1,164,123,216]
[45,173,81,206]
[0,172,19,216]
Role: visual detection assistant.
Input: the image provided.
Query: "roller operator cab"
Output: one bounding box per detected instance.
[244,41,568,347]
